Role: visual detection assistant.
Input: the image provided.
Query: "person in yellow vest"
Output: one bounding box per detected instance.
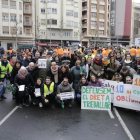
[41,76,56,110]
[58,46,64,57]
[0,54,13,101]
[78,47,82,54]
[85,50,95,60]
[55,47,59,55]
[130,46,136,57]
[136,47,140,56]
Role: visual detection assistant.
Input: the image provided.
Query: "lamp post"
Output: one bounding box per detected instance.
[117,21,123,47]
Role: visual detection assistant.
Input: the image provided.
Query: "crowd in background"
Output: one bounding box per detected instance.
[0,44,139,109]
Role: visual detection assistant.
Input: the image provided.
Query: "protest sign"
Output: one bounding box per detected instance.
[135,38,140,46]
[35,88,41,97]
[99,79,123,103]
[114,83,140,111]
[60,92,74,100]
[120,45,130,51]
[38,59,46,68]
[81,87,111,111]
[69,45,78,52]
[131,74,140,101]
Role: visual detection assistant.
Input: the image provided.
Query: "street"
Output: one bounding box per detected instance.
[0,90,140,140]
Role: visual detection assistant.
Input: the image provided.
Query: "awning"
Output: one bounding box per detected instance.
[47,43,58,47]
[37,43,47,46]
[18,44,33,48]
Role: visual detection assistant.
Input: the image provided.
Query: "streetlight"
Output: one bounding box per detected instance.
[117,21,124,47]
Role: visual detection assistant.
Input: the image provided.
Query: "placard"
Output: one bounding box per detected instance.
[69,45,78,52]
[60,92,74,100]
[19,85,25,91]
[131,74,140,101]
[135,38,140,46]
[99,79,123,103]
[35,88,41,97]
[114,84,140,111]
[81,87,111,111]
[38,59,46,68]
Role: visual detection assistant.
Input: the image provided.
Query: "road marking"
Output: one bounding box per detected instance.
[108,110,115,119]
[0,106,19,126]
[113,107,135,140]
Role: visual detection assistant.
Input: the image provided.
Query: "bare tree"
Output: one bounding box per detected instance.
[78,20,83,47]
[36,16,42,44]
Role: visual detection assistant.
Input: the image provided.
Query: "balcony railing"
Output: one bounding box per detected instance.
[2,18,9,21]
[10,19,16,22]
[24,10,32,14]
[23,0,32,3]
[3,31,9,34]
[24,22,32,26]
[10,6,16,9]
[2,4,8,8]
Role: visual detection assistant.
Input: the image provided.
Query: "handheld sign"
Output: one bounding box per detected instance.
[69,45,78,52]
[19,85,25,91]
[131,75,140,101]
[60,92,74,100]
[114,83,140,111]
[81,87,111,111]
[35,88,41,97]
[38,59,47,68]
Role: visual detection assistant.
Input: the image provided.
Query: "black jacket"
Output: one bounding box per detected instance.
[77,83,88,94]
[27,67,38,82]
[14,73,34,87]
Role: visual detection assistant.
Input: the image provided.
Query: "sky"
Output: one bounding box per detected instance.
[133,0,140,3]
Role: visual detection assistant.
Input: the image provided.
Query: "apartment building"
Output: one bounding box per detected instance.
[82,0,110,47]
[130,3,140,45]
[36,0,82,47]
[0,0,35,50]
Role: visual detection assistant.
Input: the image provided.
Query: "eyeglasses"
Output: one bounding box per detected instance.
[126,80,131,81]
[63,81,68,83]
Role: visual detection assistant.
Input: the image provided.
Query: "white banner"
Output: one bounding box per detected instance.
[100,79,123,103]
[135,38,140,46]
[38,59,47,68]
[114,83,140,111]
[81,87,111,111]
[131,74,140,101]
[60,92,74,100]
[69,45,78,52]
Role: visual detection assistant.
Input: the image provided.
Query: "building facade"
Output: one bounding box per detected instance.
[0,0,35,50]
[130,2,140,45]
[82,0,111,47]
[35,0,82,47]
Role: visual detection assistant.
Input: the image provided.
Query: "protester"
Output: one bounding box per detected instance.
[57,77,74,108]
[41,76,56,110]
[22,54,33,67]
[32,51,40,63]
[81,56,89,78]
[125,76,133,84]
[14,66,34,108]
[123,54,134,68]
[112,72,122,82]
[0,47,5,59]
[52,55,61,66]
[10,56,17,67]
[0,54,13,101]
[88,75,103,87]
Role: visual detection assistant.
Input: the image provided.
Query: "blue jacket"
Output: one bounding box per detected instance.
[22,57,33,67]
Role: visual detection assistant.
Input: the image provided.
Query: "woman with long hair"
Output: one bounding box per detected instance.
[123,54,134,68]
[88,75,103,87]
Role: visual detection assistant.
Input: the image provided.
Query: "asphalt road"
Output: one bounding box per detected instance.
[0,90,140,140]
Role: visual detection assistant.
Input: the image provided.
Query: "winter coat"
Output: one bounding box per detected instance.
[71,66,87,91]
[88,81,103,87]
[22,57,33,67]
[57,82,74,94]
[82,64,89,79]
[77,82,88,94]
[35,59,51,82]
[123,60,134,69]
[27,67,38,82]
[90,61,104,79]
[10,68,20,84]
[120,66,137,83]
[14,73,34,87]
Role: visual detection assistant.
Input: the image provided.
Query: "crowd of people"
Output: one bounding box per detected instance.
[0,45,139,109]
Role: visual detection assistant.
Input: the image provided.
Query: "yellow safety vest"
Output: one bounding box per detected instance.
[0,61,13,79]
[44,82,54,97]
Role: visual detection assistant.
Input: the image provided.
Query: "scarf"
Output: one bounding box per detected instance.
[81,62,85,66]
[75,66,82,73]
[93,58,103,66]
[124,60,132,64]
[104,60,109,67]
[51,66,59,83]
[18,69,28,79]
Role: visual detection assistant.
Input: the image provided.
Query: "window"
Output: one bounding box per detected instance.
[10,14,16,21]
[65,32,71,37]
[40,30,46,35]
[47,0,57,3]
[41,0,46,2]
[11,27,16,35]
[99,14,104,19]
[74,12,78,17]
[50,31,56,36]
[25,16,30,24]
[99,30,104,35]
[66,20,73,27]
[74,2,78,7]
[99,22,104,27]
[47,8,57,14]
[19,15,22,23]
[10,1,16,9]
[74,32,78,37]
[2,13,9,21]
[25,4,30,13]
[91,21,96,27]
[74,22,78,27]
[91,13,96,18]
[91,4,96,10]
[20,27,22,35]
[41,8,45,14]
[19,2,22,10]
[66,10,73,16]
[66,0,72,5]
[99,5,105,11]
[2,0,8,8]
[41,19,46,25]
[3,26,9,34]
[100,0,104,2]
[47,19,57,25]
[25,28,31,34]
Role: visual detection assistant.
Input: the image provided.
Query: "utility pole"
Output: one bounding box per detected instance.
[59,19,65,48]
[35,0,37,47]
[50,17,52,49]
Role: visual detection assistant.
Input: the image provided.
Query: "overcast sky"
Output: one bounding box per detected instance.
[133,0,140,3]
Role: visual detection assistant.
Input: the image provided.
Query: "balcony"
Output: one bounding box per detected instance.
[24,10,32,14]
[82,31,87,36]
[82,23,87,28]
[10,19,16,22]
[82,6,87,11]
[82,14,87,19]
[2,4,8,8]
[82,0,87,2]
[24,22,32,26]
[2,18,9,21]
[23,0,32,3]
[91,0,97,4]
[3,31,9,34]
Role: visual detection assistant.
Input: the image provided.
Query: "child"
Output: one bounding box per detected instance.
[33,78,43,107]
